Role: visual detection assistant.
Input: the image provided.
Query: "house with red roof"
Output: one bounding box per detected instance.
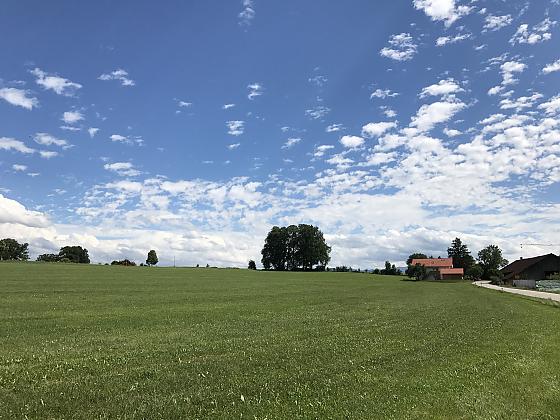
[410,257,464,280]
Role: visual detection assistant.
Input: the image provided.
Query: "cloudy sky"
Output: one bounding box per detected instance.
[1,0,560,267]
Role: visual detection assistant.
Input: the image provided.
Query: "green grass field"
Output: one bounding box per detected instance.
[1,263,559,419]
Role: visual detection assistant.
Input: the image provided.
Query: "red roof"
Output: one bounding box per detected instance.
[439,268,464,275]
[411,258,453,268]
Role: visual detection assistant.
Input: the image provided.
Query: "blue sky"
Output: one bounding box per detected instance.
[1,0,560,267]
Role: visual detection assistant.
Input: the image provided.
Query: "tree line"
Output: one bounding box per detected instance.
[0,238,159,266]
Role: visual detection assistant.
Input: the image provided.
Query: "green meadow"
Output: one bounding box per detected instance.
[1,263,559,419]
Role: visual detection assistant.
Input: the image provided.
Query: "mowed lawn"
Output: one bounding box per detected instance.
[1,264,559,419]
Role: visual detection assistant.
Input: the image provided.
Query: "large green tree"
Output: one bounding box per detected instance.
[0,238,29,261]
[146,250,158,266]
[477,245,508,280]
[59,246,90,264]
[447,238,475,270]
[405,253,428,276]
[261,224,331,271]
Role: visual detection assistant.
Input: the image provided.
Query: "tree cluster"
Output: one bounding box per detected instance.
[37,246,90,264]
[261,224,331,271]
[0,238,29,261]
[111,259,137,266]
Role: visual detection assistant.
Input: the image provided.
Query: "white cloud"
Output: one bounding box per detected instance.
[30,68,82,96]
[0,88,38,110]
[409,99,466,133]
[413,0,472,27]
[340,135,365,148]
[362,122,397,138]
[543,59,560,74]
[380,33,417,61]
[305,106,331,120]
[228,143,241,150]
[538,95,560,115]
[443,128,461,137]
[0,194,49,227]
[510,18,557,45]
[247,83,263,100]
[239,0,255,26]
[314,145,335,157]
[88,128,99,138]
[282,137,302,149]
[223,103,236,109]
[499,93,543,111]
[178,101,192,107]
[227,120,245,136]
[104,162,141,177]
[34,133,68,147]
[62,111,84,124]
[109,134,143,146]
[39,151,58,159]
[0,137,35,154]
[483,14,512,31]
[326,124,344,132]
[420,78,463,97]
[326,154,353,166]
[370,89,399,99]
[435,33,471,46]
[12,164,27,172]
[98,69,135,86]
[309,75,328,87]
[488,61,526,95]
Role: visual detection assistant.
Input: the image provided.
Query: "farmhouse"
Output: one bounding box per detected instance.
[410,257,464,280]
[501,254,560,288]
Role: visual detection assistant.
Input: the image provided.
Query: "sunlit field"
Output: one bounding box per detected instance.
[1,263,559,419]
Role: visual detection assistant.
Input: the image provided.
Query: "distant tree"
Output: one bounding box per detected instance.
[146,250,158,266]
[261,224,331,271]
[465,264,483,281]
[248,260,257,270]
[408,264,427,281]
[37,253,60,263]
[58,246,90,264]
[0,238,29,261]
[372,268,380,275]
[447,238,475,270]
[478,245,508,281]
[380,261,399,275]
[111,259,136,266]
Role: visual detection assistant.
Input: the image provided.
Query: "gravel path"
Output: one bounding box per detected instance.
[473,281,560,303]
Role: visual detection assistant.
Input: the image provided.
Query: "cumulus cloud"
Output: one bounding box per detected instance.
[39,151,58,159]
[12,164,27,172]
[380,33,417,61]
[227,120,245,136]
[362,122,397,138]
[0,88,39,110]
[98,69,135,86]
[409,99,466,133]
[340,135,364,148]
[326,124,344,133]
[282,137,302,149]
[0,194,49,227]
[34,133,68,147]
[488,61,526,95]
[0,137,35,154]
[510,18,557,45]
[314,145,335,158]
[538,95,560,115]
[104,162,141,177]
[483,14,512,31]
[420,79,463,97]
[62,111,84,124]
[435,33,471,46]
[228,143,241,150]
[223,103,235,110]
[543,59,560,74]
[413,0,472,27]
[109,134,143,145]
[88,128,99,138]
[305,106,331,120]
[30,68,82,96]
[370,89,399,99]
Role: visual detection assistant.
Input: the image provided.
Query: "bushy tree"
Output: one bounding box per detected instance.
[0,238,29,261]
[478,245,508,281]
[447,238,475,270]
[405,253,427,276]
[248,260,257,270]
[146,250,158,266]
[59,246,90,263]
[408,264,427,281]
[465,264,483,281]
[261,224,331,271]
[37,253,60,262]
[380,261,400,276]
[111,259,136,266]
